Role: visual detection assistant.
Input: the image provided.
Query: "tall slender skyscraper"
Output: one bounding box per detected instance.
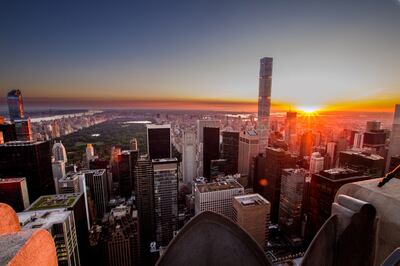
[7,89,24,121]
[258,57,273,152]
[387,104,400,171]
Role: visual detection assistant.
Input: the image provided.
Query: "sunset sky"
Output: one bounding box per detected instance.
[1,0,400,112]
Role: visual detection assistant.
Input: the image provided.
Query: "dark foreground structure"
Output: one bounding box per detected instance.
[158,177,400,266]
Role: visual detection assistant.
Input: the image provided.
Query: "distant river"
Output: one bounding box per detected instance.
[30,110,103,122]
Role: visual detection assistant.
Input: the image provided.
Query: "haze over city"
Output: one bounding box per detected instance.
[1,0,400,112]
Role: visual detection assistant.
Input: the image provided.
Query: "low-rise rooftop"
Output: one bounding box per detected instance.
[27,193,82,211]
[0,177,26,183]
[196,180,243,193]
[234,194,270,207]
[18,209,71,229]
[341,150,384,161]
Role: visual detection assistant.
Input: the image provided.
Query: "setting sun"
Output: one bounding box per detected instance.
[297,106,322,114]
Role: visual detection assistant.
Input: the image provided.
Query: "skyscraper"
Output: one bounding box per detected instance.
[196,119,220,176]
[264,147,297,223]
[285,111,297,152]
[387,104,400,171]
[194,179,244,220]
[258,57,273,152]
[238,130,259,177]
[196,119,220,144]
[352,132,364,150]
[130,137,138,151]
[152,158,179,247]
[233,193,270,250]
[0,140,54,202]
[7,89,32,141]
[135,155,155,261]
[27,193,89,265]
[147,124,172,160]
[118,150,138,198]
[14,119,33,141]
[278,168,306,242]
[0,177,30,212]
[52,141,68,163]
[7,89,24,121]
[309,152,324,174]
[95,205,140,266]
[305,168,370,240]
[338,150,385,178]
[182,130,196,185]
[326,141,337,168]
[52,160,66,193]
[222,131,239,175]
[203,127,220,181]
[86,143,95,163]
[366,121,381,132]
[18,209,80,266]
[300,130,314,158]
[0,119,17,142]
[82,169,108,220]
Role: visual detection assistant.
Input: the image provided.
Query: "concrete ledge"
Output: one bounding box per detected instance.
[0,203,58,266]
[0,203,21,235]
[336,178,400,265]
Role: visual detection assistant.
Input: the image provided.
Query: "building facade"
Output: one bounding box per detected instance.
[152,158,179,247]
[233,193,270,250]
[194,179,244,220]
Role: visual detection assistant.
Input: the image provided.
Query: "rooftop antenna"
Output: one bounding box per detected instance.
[378,163,400,187]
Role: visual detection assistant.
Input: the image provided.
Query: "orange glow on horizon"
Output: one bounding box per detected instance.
[5,96,397,113]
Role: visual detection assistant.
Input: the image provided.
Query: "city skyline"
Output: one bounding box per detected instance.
[1,0,400,112]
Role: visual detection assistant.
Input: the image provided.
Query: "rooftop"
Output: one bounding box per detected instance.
[152,157,178,164]
[341,150,384,161]
[147,124,171,129]
[196,179,243,193]
[0,140,46,147]
[234,194,270,207]
[80,168,106,176]
[0,177,26,183]
[17,209,71,230]
[27,193,82,211]
[59,172,80,182]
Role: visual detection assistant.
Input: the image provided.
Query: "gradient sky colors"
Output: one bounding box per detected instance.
[1,0,400,112]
